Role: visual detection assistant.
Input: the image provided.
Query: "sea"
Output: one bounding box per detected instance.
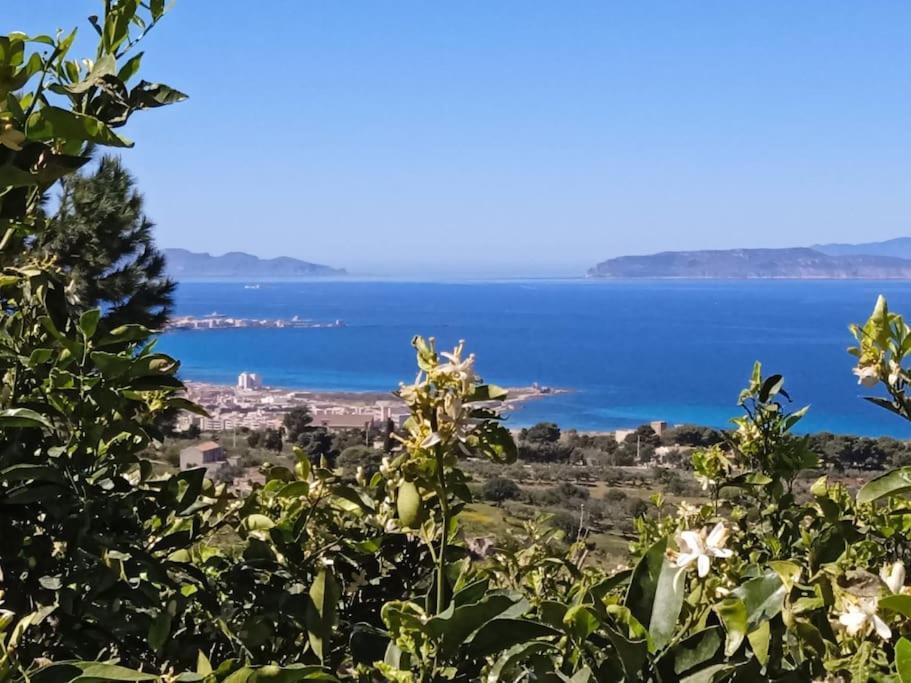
[156,279,911,438]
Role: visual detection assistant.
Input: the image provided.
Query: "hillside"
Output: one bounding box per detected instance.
[813,237,911,260]
[164,249,346,279]
[587,247,911,279]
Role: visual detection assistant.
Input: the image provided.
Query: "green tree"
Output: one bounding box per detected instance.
[35,156,175,330]
[522,421,561,444]
[661,423,723,448]
[262,427,283,452]
[283,405,315,444]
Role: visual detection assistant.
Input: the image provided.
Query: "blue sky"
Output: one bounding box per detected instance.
[11,2,911,277]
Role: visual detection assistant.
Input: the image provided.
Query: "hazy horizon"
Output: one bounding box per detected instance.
[12,2,911,277]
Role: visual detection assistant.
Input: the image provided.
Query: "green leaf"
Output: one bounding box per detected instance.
[276,481,310,499]
[879,594,911,618]
[117,51,143,82]
[897,637,911,683]
[148,611,172,652]
[467,384,509,402]
[0,408,53,430]
[474,422,517,464]
[72,663,158,681]
[679,663,735,683]
[468,618,560,657]
[243,514,275,531]
[425,592,527,657]
[96,324,151,346]
[660,626,724,679]
[746,620,771,666]
[196,652,213,676]
[27,106,133,147]
[0,163,37,187]
[563,605,600,641]
[603,616,648,678]
[625,536,667,629]
[715,598,747,656]
[0,464,66,485]
[488,642,558,683]
[306,569,340,663]
[732,572,786,629]
[90,351,133,378]
[248,665,338,683]
[857,467,911,504]
[758,374,783,402]
[79,309,101,339]
[166,397,209,417]
[130,80,188,108]
[648,559,687,651]
[64,54,116,94]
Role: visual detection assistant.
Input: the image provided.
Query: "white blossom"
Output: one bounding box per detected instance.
[674,522,733,578]
[853,364,880,388]
[838,598,891,640]
[436,342,477,387]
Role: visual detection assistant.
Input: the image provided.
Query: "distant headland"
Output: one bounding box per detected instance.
[164,248,346,280]
[588,238,911,279]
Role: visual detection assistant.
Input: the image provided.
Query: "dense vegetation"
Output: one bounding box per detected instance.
[8,5,911,682]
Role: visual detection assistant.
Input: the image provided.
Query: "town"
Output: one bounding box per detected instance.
[165,313,346,330]
[175,372,406,434]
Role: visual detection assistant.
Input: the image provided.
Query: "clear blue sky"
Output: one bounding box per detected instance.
[11,2,911,277]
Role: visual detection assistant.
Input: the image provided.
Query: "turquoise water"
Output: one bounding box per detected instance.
[157,280,911,437]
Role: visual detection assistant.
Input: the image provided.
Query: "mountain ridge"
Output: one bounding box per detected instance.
[812,237,911,260]
[164,248,346,280]
[588,241,911,279]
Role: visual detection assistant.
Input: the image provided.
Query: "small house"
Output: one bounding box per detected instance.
[179,441,226,472]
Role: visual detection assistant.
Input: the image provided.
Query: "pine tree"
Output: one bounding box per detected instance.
[37,156,175,331]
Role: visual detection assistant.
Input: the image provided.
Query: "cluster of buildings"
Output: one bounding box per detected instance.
[167,313,345,331]
[174,372,407,434]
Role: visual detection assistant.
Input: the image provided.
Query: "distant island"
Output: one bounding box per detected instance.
[588,239,911,279]
[164,248,346,279]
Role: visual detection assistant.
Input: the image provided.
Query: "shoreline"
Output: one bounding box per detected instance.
[179,379,569,433]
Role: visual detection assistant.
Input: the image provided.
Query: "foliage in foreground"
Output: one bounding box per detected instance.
[9,4,911,683]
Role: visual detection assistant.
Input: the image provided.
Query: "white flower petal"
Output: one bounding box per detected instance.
[675,552,697,568]
[697,554,710,578]
[677,531,703,556]
[839,609,867,636]
[873,614,892,641]
[706,522,728,549]
[882,562,906,595]
[420,432,442,448]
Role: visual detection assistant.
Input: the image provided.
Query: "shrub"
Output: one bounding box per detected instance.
[604,488,628,503]
[482,476,521,502]
[337,445,383,479]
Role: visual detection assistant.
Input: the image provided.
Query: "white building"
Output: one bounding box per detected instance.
[237,371,262,391]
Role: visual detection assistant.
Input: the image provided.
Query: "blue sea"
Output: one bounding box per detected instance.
[157,280,911,438]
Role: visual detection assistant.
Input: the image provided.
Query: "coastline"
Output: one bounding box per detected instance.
[179,379,569,433]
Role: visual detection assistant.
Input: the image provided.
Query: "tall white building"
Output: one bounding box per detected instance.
[237,371,262,391]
